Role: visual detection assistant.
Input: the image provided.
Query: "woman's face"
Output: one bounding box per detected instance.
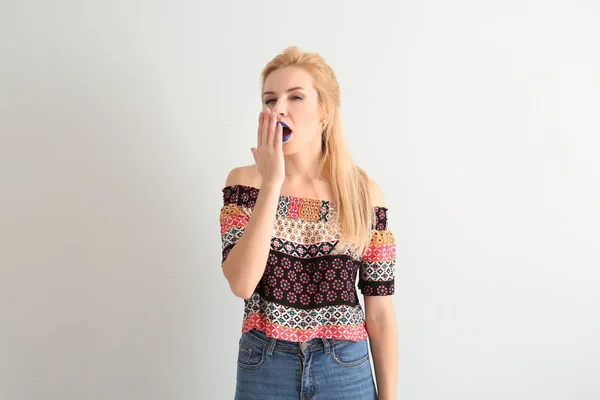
[262,66,324,154]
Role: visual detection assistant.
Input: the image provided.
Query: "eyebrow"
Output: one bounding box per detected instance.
[262,87,306,97]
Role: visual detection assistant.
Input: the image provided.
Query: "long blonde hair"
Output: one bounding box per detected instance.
[260,46,375,257]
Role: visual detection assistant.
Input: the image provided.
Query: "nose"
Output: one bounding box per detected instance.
[271,100,287,117]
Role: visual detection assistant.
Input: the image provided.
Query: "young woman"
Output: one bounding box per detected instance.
[219,46,398,400]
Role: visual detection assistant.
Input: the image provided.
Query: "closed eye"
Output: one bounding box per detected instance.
[264,96,303,105]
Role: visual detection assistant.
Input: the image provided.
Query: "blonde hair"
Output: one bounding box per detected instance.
[260,46,375,257]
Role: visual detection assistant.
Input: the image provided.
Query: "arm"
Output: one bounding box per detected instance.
[366,297,398,400]
[361,179,398,400]
[221,167,282,299]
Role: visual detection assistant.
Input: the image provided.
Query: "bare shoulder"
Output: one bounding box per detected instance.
[367,178,387,208]
[225,164,262,188]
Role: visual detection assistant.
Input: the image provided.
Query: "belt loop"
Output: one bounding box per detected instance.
[321,338,331,354]
[266,337,277,356]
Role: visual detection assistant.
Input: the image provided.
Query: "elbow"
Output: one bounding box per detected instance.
[231,281,253,300]
[222,259,253,299]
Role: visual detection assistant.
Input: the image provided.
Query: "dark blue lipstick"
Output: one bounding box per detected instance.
[278,121,293,142]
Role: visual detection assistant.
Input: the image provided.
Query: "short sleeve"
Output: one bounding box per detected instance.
[219,185,257,266]
[357,206,396,296]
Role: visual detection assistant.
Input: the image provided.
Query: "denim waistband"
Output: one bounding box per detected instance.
[244,328,347,354]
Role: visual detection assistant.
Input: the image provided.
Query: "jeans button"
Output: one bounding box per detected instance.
[300,342,308,350]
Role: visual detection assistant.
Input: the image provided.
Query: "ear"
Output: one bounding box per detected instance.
[317,103,328,120]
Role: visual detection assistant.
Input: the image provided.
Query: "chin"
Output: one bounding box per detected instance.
[282,143,302,155]
[282,146,294,155]
[282,136,294,153]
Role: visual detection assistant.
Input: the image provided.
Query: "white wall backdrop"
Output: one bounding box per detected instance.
[1,0,599,399]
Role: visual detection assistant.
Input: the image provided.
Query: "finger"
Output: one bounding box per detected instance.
[274,117,282,150]
[261,108,270,147]
[267,110,277,148]
[257,111,263,147]
[258,109,266,147]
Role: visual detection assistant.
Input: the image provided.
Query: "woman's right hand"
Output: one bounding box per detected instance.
[251,106,285,187]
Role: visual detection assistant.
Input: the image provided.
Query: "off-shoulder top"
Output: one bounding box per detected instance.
[219,184,396,342]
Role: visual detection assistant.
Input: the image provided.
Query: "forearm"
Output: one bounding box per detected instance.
[366,312,398,400]
[223,183,281,298]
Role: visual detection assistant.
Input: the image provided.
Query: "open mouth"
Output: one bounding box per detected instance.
[278,121,293,142]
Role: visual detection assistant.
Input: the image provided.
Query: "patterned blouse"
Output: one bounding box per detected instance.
[219,184,396,342]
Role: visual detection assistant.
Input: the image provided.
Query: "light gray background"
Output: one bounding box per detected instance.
[1,0,599,399]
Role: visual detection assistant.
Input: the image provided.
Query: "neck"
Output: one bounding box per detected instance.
[283,134,323,181]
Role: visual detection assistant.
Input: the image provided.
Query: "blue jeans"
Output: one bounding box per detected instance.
[235,328,378,400]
